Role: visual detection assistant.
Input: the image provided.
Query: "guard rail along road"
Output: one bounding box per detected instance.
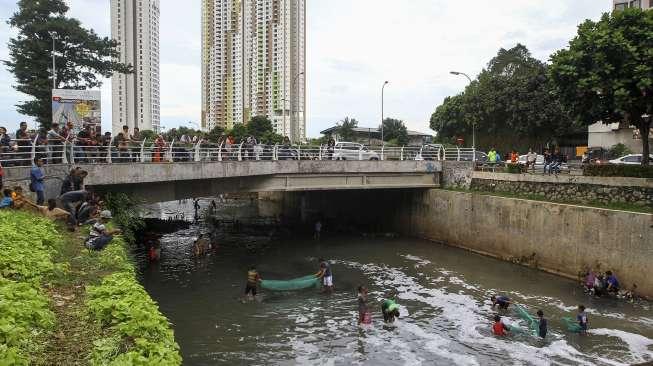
[2,139,473,203]
[0,137,476,165]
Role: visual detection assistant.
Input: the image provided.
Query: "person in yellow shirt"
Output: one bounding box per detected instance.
[11,186,27,209]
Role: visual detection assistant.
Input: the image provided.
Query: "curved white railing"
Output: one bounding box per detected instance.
[0,139,476,166]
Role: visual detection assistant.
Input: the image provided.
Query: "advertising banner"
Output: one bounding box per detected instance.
[52,89,101,134]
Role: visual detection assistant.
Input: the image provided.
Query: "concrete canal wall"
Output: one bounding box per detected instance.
[396,189,653,298]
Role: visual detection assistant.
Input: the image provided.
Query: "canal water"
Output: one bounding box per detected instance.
[139,200,653,366]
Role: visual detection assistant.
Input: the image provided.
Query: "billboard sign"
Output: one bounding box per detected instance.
[52,89,101,134]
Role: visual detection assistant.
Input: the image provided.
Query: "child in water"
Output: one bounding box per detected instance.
[357,286,371,325]
[537,310,547,339]
[245,266,262,301]
[492,315,511,336]
[381,293,401,323]
[577,305,588,335]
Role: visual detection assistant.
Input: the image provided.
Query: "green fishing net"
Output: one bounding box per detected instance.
[514,305,539,335]
[562,317,582,333]
[260,275,320,291]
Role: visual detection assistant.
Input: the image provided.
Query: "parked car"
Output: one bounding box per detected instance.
[608,154,653,165]
[332,142,379,160]
[460,151,488,162]
[414,144,444,161]
[518,154,569,172]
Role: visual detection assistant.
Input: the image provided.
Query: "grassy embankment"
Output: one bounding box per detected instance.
[0,211,181,365]
[445,187,653,214]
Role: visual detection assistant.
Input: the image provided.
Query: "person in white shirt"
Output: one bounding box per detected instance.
[526,148,538,173]
[85,210,122,251]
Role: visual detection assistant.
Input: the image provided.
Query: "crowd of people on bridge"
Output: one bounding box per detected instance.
[0,122,312,166]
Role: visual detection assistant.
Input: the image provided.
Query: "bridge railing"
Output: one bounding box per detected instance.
[0,139,477,166]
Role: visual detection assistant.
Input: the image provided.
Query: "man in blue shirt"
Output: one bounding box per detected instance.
[491,295,512,310]
[606,271,620,293]
[30,157,45,205]
[0,189,13,209]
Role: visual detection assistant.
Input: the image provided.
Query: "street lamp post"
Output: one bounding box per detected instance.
[450,71,475,151]
[381,81,389,145]
[50,32,57,89]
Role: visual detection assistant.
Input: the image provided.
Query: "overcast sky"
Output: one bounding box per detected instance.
[0,0,610,136]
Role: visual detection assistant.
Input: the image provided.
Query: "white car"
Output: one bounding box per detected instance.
[332,142,379,160]
[608,154,653,165]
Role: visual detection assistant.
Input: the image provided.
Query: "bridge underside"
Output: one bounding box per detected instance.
[92,172,440,203]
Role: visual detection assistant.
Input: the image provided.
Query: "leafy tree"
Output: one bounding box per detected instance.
[206,126,225,142]
[608,143,633,159]
[260,131,285,145]
[549,8,653,165]
[138,129,157,141]
[226,124,248,142]
[381,118,409,145]
[247,116,274,138]
[430,94,468,143]
[103,193,144,245]
[162,126,204,141]
[5,0,132,128]
[336,117,358,141]
[430,44,576,151]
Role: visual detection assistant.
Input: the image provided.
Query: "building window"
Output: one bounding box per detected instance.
[615,2,628,10]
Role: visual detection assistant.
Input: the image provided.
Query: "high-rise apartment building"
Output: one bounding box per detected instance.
[111,0,161,134]
[202,0,306,142]
[613,0,653,10]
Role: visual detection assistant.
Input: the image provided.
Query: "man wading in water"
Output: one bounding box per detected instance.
[316,258,333,294]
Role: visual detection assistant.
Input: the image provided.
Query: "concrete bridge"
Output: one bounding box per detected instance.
[3,160,448,203]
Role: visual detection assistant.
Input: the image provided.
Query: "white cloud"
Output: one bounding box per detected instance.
[0,0,610,137]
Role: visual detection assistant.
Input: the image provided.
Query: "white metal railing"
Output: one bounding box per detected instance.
[0,140,477,166]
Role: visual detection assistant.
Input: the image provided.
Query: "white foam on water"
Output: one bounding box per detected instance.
[590,328,653,364]
[402,254,432,268]
[399,321,480,366]
[338,259,650,366]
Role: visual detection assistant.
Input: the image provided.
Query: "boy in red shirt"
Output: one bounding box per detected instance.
[492,315,511,336]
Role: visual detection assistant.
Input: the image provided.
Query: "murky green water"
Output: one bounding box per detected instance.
[139,201,653,366]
